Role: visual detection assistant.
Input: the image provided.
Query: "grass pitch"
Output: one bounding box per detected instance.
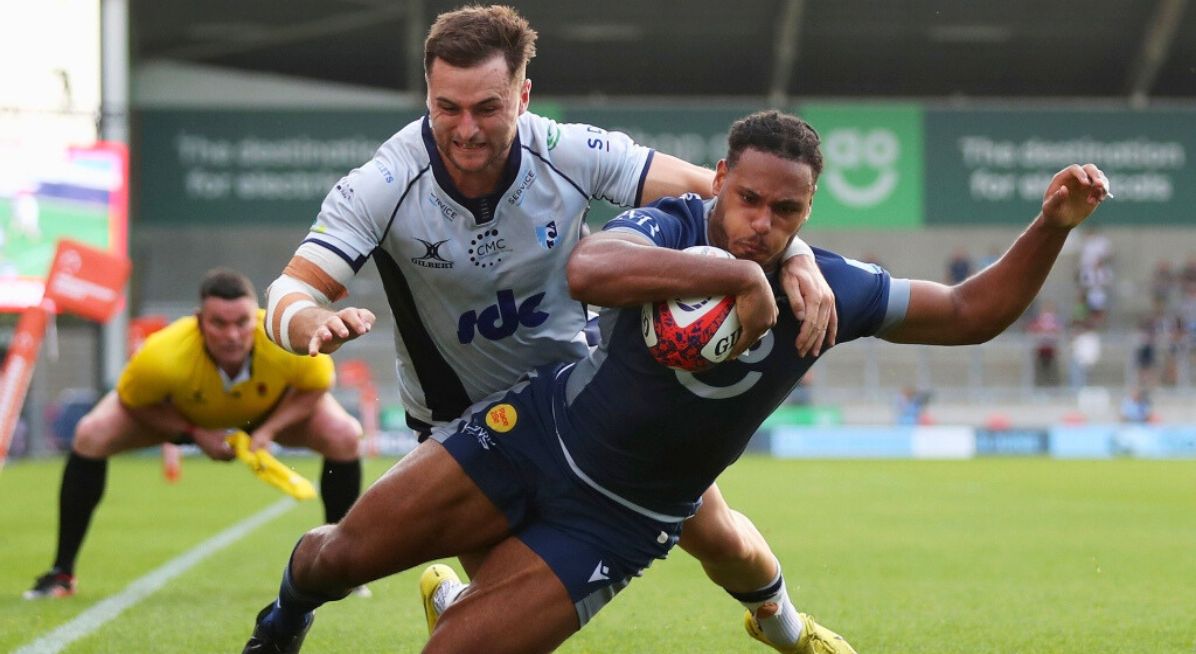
[1,455,1193,653]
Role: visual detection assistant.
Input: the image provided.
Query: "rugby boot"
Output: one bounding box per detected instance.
[419,563,464,635]
[242,602,313,654]
[23,569,76,599]
[745,610,858,654]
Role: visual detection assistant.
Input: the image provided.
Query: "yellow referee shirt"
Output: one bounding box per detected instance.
[116,310,335,429]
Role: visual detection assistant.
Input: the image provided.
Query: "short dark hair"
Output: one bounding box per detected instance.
[726,111,823,179]
[199,268,256,302]
[424,5,537,81]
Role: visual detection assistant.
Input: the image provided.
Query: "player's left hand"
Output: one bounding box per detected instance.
[307,307,376,355]
[780,254,838,357]
[1041,163,1111,230]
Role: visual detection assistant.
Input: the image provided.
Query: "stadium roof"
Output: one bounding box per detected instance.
[133,0,1196,104]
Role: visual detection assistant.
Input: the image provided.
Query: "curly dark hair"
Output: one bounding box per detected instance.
[424,5,538,81]
[726,110,823,179]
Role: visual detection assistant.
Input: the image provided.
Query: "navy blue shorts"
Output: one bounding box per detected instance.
[431,368,682,625]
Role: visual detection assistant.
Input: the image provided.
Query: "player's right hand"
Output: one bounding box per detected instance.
[729,266,778,360]
[1041,163,1110,229]
[307,307,376,355]
[191,427,235,461]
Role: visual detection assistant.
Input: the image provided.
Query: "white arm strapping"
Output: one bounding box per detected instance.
[264,242,357,348]
[276,299,317,352]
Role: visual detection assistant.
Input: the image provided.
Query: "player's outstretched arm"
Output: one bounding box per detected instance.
[883,163,1111,346]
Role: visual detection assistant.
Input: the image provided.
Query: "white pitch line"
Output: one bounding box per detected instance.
[14,498,296,654]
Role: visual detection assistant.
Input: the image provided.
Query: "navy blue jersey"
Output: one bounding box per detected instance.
[553,195,910,520]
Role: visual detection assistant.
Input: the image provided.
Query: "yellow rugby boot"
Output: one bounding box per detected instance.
[419,564,463,635]
[745,610,858,654]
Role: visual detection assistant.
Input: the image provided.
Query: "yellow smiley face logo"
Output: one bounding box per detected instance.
[485,403,518,433]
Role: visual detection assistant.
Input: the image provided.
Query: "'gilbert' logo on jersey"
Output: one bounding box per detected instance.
[411,238,454,269]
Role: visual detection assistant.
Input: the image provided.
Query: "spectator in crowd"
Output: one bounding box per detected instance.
[944,246,973,284]
[894,386,931,425]
[1160,313,1186,387]
[1075,225,1113,323]
[1119,387,1152,424]
[1150,259,1176,312]
[1133,310,1167,387]
[1027,300,1063,386]
[1179,255,1196,294]
[1068,317,1102,389]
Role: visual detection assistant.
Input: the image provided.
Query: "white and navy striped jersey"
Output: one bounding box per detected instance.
[554,195,911,520]
[304,112,654,428]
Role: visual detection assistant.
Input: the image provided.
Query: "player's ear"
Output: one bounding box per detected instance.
[518,78,531,114]
[712,159,729,195]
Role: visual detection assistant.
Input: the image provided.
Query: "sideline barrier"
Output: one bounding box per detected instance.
[763,424,1196,459]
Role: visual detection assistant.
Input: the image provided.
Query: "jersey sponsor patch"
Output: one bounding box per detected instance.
[456,290,549,344]
[485,403,518,432]
[468,228,508,268]
[535,221,558,250]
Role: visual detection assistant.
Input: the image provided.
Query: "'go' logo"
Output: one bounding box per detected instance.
[823,128,900,208]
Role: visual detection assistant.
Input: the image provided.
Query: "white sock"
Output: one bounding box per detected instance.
[737,572,803,647]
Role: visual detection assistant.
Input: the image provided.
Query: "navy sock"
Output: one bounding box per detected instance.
[264,540,349,634]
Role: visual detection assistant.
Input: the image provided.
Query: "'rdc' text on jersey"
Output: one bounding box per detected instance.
[457,290,549,344]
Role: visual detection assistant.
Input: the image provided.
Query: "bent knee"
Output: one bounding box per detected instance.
[72,415,115,457]
[304,527,354,580]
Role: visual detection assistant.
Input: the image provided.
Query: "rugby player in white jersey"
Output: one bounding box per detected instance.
[255,4,837,649]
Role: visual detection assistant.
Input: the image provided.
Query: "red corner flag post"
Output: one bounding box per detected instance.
[0,240,130,470]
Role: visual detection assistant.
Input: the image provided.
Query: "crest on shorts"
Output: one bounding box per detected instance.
[485,403,517,433]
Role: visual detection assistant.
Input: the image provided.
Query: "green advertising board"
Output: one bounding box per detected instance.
[798,103,925,229]
[137,109,422,224]
[136,105,1196,228]
[925,108,1196,225]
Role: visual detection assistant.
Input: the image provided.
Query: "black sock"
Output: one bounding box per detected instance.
[53,450,108,574]
[319,458,361,524]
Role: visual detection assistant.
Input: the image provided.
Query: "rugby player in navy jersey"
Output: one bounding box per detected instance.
[244,109,1109,653]
[254,4,839,650]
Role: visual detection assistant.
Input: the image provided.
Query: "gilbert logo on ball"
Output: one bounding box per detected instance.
[642,246,743,372]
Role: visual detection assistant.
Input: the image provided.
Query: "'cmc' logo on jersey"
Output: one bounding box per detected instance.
[535,221,558,250]
[469,228,508,268]
[457,290,548,344]
[485,403,518,432]
[411,238,454,269]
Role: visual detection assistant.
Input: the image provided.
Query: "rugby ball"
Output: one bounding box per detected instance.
[641,246,743,371]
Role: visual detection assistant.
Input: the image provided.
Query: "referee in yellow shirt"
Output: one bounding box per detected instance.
[25,269,364,599]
